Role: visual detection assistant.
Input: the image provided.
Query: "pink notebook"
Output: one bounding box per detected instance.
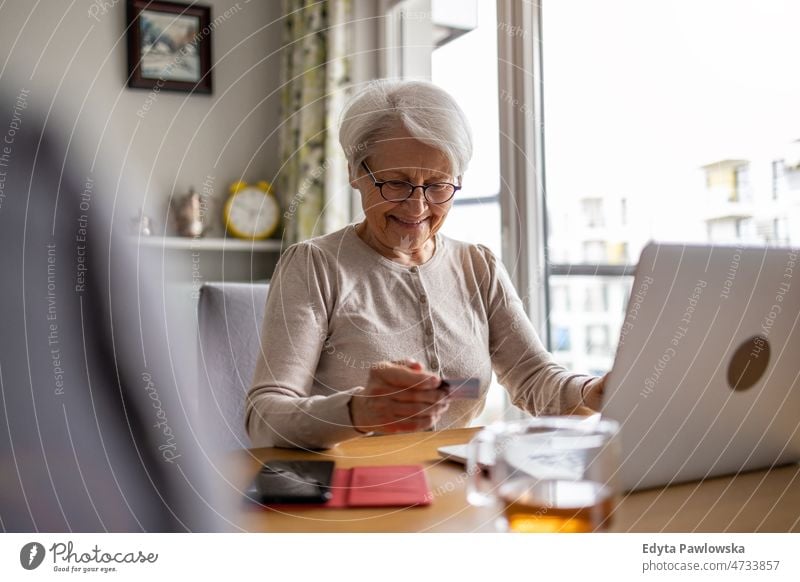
[329,465,433,508]
[260,465,432,509]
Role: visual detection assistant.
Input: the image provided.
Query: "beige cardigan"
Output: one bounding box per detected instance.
[246,224,591,448]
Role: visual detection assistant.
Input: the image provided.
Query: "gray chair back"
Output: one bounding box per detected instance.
[197,282,269,450]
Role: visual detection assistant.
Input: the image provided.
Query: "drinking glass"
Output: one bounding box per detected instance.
[467,416,621,533]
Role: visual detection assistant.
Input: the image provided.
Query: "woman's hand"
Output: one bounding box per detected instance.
[348,359,450,434]
[580,374,607,412]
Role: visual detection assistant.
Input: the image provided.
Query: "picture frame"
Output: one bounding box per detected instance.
[126,0,213,94]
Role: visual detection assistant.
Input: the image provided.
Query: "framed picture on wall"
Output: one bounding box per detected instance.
[126,0,213,94]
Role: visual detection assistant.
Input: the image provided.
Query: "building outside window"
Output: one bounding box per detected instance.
[542,0,800,375]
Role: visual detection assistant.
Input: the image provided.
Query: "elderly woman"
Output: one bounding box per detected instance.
[246,79,604,449]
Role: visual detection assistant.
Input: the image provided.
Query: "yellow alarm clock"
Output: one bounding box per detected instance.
[223,181,280,240]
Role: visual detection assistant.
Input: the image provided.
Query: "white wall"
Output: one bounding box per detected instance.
[0,0,283,237]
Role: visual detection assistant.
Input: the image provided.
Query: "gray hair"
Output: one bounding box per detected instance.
[338,79,473,179]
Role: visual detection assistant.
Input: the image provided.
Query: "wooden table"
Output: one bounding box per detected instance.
[227,428,800,533]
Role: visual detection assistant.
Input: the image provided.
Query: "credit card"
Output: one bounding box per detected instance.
[439,378,480,400]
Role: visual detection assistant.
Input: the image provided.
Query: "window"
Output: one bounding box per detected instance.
[581,198,604,228]
[541,0,800,373]
[581,241,606,263]
[547,275,628,373]
[432,0,501,256]
[775,218,789,244]
[429,0,505,424]
[385,0,508,423]
[550,285,570,312]
[384,1,799,418]
[585,325,611,356]
[584,284,608,312]
[734,164,751,202]
[772,160,785,199]
[553,326,571,352]
[611,242,629,264]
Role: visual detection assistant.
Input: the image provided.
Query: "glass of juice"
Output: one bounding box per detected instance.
[467,416,621,533]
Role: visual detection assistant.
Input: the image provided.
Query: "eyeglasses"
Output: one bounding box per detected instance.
[361,161,460,204]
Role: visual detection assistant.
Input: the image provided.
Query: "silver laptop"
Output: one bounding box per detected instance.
[603,242,800,491]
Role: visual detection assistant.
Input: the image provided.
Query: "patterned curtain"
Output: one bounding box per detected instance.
[279,0,353,244]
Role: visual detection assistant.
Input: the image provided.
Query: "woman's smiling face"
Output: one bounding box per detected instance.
[352,126,456,264]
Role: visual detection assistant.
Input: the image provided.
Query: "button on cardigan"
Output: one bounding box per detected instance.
[246,223,592,449]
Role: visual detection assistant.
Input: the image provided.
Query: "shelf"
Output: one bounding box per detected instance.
[131,236,283,252]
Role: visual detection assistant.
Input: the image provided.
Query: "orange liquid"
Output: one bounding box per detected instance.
[499,479,614,533]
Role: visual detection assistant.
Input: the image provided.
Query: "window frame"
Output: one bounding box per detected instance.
[496,0,549,339]
[497,0,640,353]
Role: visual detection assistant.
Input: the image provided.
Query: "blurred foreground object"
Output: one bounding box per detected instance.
[0,84,227,532]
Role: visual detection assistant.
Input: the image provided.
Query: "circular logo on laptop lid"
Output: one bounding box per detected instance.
[727,335,770,391]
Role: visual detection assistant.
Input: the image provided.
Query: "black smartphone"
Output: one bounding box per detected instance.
[247,460,335,504]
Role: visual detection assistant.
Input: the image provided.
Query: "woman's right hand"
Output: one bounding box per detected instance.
[348,359,450,434]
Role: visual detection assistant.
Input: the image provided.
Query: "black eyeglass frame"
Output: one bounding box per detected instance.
[361,161,461,204]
